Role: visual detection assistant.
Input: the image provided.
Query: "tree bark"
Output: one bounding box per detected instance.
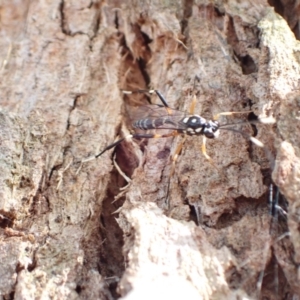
[0,0,299,299]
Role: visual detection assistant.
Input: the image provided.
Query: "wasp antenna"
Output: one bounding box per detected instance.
[121,89,151,94]
[249,136,264,148]
[258,116,276,124]
[122,90,133,94]
[81,136,129,163]
[219,127,264,146]
[213,111,252,121]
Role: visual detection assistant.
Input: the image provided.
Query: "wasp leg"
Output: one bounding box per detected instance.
[170,136,186,177]
[189,75,201,114]
[152,90,169,108]
[81,137,127,163]
[122,89,170,108]
[201,136,213,164]
[189,95,197,114]
[83,131,179,164]
[76,136,129,173]
[201,136,222,174]
[147,131,179,139]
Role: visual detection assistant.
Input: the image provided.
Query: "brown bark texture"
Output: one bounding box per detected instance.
[0,0,300,299]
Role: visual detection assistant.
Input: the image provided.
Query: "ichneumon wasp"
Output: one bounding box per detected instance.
[82,88,266,174]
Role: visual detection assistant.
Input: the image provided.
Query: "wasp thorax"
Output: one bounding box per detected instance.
[181,115,219,137]
[182,115,206,128]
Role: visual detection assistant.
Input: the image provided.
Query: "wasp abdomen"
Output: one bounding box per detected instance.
[134,117,171,130]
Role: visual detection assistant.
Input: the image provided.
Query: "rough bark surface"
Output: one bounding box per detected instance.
[0,0,299,299]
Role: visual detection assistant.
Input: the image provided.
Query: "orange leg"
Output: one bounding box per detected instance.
[189,95,197,114]
[201,136,222,174]
[170,136,186,177]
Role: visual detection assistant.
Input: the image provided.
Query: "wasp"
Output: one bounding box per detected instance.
[83,88,265,173]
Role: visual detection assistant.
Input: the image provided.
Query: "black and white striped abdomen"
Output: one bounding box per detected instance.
[133,117,169,130]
